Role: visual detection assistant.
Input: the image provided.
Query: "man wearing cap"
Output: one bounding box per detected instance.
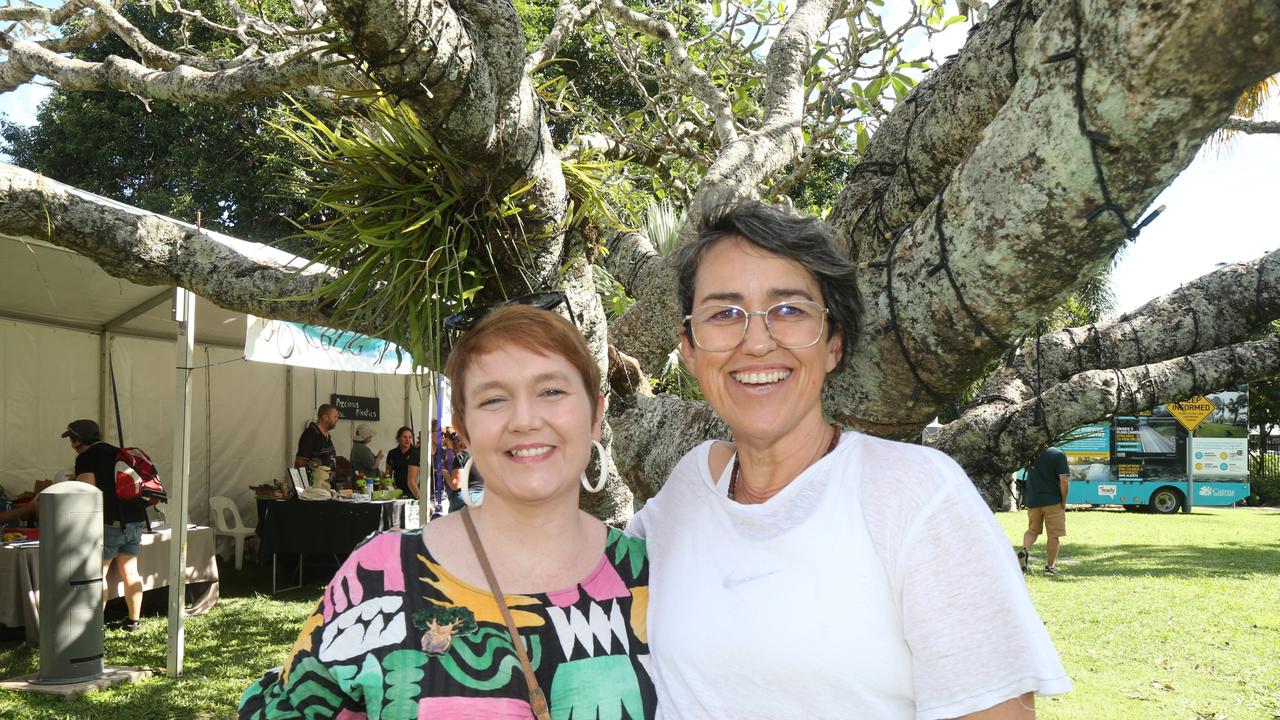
[294,404,339,470]
[63,419,145,632]
[349,424,383,477]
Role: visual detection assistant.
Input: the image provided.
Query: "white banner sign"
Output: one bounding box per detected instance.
[1189,437,1249,478]
[245,316,416,375]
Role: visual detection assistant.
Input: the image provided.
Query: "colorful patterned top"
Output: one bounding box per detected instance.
[239,527,655,719]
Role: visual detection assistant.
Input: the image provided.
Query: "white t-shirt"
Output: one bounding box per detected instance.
[628,432,1070,720]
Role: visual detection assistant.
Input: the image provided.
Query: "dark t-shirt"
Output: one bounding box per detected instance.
[453,450,482,492]
[1026,447,1070,508]
[296,423,336,469]
[385,445,420,497]
[350,443,378,476]
[75,442,147,526]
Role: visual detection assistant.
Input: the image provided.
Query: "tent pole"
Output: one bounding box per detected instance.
[420,374,434,527]
[99,333,110,439]
[166,287,196,677]
[285,366,295,470]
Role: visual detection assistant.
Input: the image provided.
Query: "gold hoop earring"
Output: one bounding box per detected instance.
[580,441,607,494]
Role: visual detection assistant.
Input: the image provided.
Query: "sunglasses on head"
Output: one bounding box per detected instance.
[442,290,578,332]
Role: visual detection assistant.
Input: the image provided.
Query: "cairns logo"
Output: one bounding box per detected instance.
[1198,486,1235,498]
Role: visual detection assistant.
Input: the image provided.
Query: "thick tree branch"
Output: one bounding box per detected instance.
[322,0,568,287]
[604,230,664,299]
[827,0,1280,439]
[760,0,845,123]
[1223,117,1280,134]
[609,392,730,503]
[1017,247,1280,388]
[827,0,1047,261]
[0,163,349,327]
[0,33,352,100]
[83,0,219,71]
[933,333,1280,503]
[0,0,87,24]
[526,0,599,73]
[37,15,112,55]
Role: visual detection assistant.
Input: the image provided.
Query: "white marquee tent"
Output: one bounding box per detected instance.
[0,232,449,527]
[0,175,461,677]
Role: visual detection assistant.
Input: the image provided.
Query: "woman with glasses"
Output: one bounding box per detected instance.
[629,200,1069,719]
[241,305,655,720]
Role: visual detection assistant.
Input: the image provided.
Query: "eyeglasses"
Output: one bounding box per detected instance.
[684,300,829,352]
[443,290,578,332]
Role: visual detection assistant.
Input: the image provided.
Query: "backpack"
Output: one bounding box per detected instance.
[115,447,167,506]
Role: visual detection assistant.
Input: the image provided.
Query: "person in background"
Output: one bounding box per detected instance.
[385,426,421,499]
[629,199,1069,718]
[1020,446,1071,576]
[349,424,383,477]
[451,433,482,507]
[63,419,145,632]
[294,404,338,470]
[239,305,655,719]
[442,432,473,511]
[426,428,451,515]
[0,494,38,528]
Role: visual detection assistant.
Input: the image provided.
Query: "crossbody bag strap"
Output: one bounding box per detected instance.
[460,507,551,720]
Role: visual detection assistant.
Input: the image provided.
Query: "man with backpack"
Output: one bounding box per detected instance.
[63,419,146,631]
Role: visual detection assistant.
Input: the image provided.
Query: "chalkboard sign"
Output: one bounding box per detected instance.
[331,394,380,421]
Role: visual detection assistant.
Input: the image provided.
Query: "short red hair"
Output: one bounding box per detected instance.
[445,305,601,438]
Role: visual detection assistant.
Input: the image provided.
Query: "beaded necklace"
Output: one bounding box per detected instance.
[728,423,841,503]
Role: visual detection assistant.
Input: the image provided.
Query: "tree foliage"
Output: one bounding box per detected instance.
[0,1,327,241]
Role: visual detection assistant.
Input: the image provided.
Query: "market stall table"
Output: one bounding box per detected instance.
[0,525,220,643]
[255,498,416,592]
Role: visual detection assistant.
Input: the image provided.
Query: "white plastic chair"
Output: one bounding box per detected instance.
[209,496,256,570]
[150,501,169,529]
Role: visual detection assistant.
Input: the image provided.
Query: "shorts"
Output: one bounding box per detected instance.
[104,521,145,560]
[1027,504,1067,538]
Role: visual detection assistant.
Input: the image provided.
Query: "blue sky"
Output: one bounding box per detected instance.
[1,20,1276,318]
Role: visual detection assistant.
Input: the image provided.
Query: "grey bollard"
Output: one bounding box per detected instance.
[34,482,104,684]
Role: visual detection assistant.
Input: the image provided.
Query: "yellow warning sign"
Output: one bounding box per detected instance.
[1166,396,1215,433]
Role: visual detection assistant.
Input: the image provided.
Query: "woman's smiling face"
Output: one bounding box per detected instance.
[460,345,603,505]
[680,236,842,446]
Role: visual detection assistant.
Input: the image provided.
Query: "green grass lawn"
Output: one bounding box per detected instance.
[0,557,328,719]
[2,509,1277,718]
[1000,507,1280,720]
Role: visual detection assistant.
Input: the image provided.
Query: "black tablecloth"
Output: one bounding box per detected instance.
[256,499,413,557]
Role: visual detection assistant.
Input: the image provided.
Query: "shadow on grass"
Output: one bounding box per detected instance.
[1038,541,1280,579]
[0,556,330,719]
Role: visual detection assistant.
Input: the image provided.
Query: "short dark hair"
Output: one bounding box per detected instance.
[318,404,337,419]
[674,198,862,372]
[396,426,414,442]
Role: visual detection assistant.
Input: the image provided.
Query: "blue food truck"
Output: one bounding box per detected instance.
[1047,386,1251,513]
